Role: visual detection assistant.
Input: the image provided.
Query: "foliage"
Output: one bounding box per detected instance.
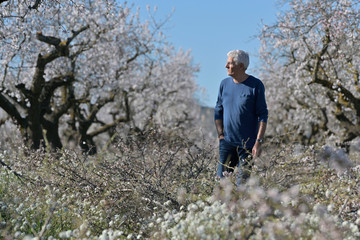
[149,138,360,239]
[1,1,360,240]
[0,130,360,239]
[0,0,199,153]
[0,128,215,239]
[259,0,360,145]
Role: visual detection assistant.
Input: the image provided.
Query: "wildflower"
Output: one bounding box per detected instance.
[72,229,79,238]
[14,232,22,238]
[99,230,110,240]
[187,203,198,212]
[327,204,334,212]
[267,188,280,202]
[59,230,72,238]
[16,203,24,212]
[319,146,353,172]
[164,212,171,220]
[355,218,360,225]
[164,200,172,206]
[79,222,88,232]
[197,225,205,236]
[325,189,332,198]
[194,201,204,210]
[274,209,283,217]
[23,236,39,240]
[350,223,359,233]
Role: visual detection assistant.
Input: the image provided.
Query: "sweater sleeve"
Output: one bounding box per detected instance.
[214,82,223,120]
[255,81,268,123]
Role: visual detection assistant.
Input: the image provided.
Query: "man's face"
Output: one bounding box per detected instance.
[225,56,242,77]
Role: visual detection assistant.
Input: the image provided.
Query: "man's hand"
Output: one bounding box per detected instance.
[252,141,262,157]
[253,121,266,157]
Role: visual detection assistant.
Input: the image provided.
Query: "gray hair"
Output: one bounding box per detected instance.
[227,50,249,69]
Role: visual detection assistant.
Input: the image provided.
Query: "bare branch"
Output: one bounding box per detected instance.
[0,92,26,128]
[36,32,61,46]
[15,83,32,99]
[309,78,360,117]
[29,0,41,10]
[39,73,75,103]
[0,159,23,179]
[88,116,129,137]
[66,25,89,46]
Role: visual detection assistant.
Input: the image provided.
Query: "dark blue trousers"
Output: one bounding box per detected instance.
[217,139,253,185]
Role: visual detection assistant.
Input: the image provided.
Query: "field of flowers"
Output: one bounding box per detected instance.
[0,129,360,239]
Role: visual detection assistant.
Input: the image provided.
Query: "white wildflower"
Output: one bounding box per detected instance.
[156,218,162,224]
[164,200,171,206]
[187,203,198,212]
[59,230,72,239]
[355,218,360,225]
[350,223,359,233]
[327,204,334,212]
[325,189,332,198]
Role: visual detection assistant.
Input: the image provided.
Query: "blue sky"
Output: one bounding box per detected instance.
[128,0,280,107]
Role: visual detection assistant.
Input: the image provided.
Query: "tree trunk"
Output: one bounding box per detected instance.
[28,98,44,149]
[42,118,63,150]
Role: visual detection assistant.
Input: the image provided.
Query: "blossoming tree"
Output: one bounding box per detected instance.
[259,0,360,145]
[0,0,198,153]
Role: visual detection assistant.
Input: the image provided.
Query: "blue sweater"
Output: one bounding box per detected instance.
[214,76,268,149]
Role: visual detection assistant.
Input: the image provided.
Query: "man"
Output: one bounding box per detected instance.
[214,50,268,185]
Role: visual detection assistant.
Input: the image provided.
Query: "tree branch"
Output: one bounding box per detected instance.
[88,116,129,137]
[39,73,75,103]
[0,116,9,126]
[0,159,23,179]
[15,83,33,99]
[29,0,42,10]
[325,92,359,137]
[36,32,62,46]
[308,30,360,117]
[66,25,89,46]
[0,92,26,128]
[81,91,130,139]
[309,78,360,117]
[87,94,116,124]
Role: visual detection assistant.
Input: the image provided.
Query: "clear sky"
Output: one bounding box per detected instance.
[127,0,280,107]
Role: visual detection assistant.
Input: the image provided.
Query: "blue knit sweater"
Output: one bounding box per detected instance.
[214,76,268,149]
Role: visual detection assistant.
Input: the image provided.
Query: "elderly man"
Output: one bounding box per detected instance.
[214,50,268,185]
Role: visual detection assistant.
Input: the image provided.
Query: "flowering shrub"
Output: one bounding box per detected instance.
[0,131,359,239]
[150,179,360,239]
[148,139,360,239]
[0,128,215,239]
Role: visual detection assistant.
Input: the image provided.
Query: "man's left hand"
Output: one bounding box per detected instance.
[252,142,262,157]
